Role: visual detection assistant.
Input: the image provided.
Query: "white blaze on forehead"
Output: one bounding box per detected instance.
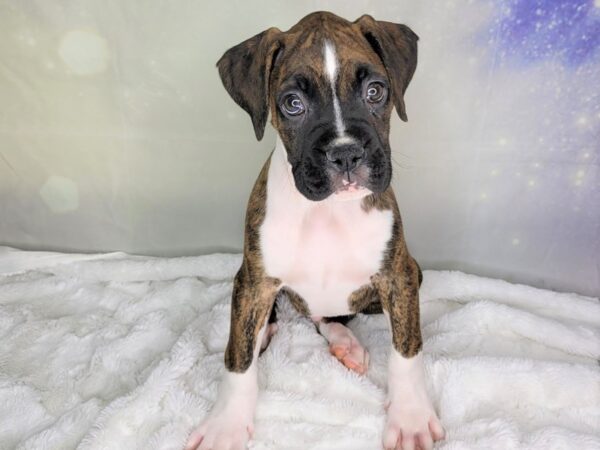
[324,41,338,80]
[323,40,347,138]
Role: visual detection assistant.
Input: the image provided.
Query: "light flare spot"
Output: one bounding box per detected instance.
[59,30,109,76]
[40,176,79,213]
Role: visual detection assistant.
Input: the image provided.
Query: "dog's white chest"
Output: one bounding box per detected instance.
[260,145,393,317]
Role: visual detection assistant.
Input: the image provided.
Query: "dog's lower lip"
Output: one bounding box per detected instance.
[336,181,365,193]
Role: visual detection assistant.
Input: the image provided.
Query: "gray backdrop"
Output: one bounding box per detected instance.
[0,0,598,296]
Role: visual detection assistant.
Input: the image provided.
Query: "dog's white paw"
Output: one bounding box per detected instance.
[185,409,253,450]
[186,370,258,450]
[383,351,445,449]
[382,399,444,450]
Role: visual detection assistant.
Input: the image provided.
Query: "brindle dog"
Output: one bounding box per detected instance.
[186,11,445,450]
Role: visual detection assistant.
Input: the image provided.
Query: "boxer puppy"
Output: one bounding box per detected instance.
[186,11,445,450]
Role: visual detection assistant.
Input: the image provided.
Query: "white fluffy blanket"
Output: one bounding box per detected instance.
[0,247,598,450]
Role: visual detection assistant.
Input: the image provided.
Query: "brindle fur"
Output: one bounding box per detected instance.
[362,188,424,356]
[224,158,281,372]
[278,286,311,316]
[220,12,424,372]
[348,283,380,313]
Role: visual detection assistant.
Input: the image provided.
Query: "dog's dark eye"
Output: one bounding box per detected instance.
[281,94,305,116]
[365,82,386,104]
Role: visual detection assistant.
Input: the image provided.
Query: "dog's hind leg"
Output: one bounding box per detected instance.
[316,315,370,375]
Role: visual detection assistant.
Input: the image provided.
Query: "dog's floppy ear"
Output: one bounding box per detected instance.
[217,28,282,141]
[354,15,418,122]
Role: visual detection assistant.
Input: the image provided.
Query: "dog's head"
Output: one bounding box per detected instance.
[217,11,418,201]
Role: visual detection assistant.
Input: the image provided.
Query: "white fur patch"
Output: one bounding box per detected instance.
[260,139,393,317]
[387,350,429,400]
[323,40,347,138]
[331,135,355,146]
[324,41,337,81]
[185,322,268,449]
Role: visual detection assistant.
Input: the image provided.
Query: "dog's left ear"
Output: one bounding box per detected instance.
[354,15,418,122]
[217,28,282,141]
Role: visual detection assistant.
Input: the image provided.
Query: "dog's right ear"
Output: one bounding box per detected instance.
[217,28,282,141]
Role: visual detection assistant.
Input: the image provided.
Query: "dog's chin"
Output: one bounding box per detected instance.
[328,167,375,201]
[293,176,332,201]
[332,183,372,201]
[296,179,375,202]
[295,185,370,202]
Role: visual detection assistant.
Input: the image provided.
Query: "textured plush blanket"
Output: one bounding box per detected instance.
[0,247,598,450]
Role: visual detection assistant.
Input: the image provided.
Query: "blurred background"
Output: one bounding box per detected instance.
[0,0,598,296]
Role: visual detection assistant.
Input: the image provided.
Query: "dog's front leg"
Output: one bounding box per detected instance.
[374,260,445,450]
[186,268,279,450]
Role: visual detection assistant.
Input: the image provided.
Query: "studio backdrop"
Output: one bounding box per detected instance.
[0,0,598,296]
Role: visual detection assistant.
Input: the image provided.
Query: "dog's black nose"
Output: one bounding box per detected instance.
[326,144,365,174]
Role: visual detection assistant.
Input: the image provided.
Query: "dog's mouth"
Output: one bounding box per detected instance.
[339,179,364,191]
[329,167,372,200]
[333,181,370,201]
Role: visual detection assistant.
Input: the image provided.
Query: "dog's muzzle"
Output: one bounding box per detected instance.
[323,140,372,198]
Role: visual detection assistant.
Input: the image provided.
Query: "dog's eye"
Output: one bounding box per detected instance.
[365,82,386,104]
[281,94,305,116]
